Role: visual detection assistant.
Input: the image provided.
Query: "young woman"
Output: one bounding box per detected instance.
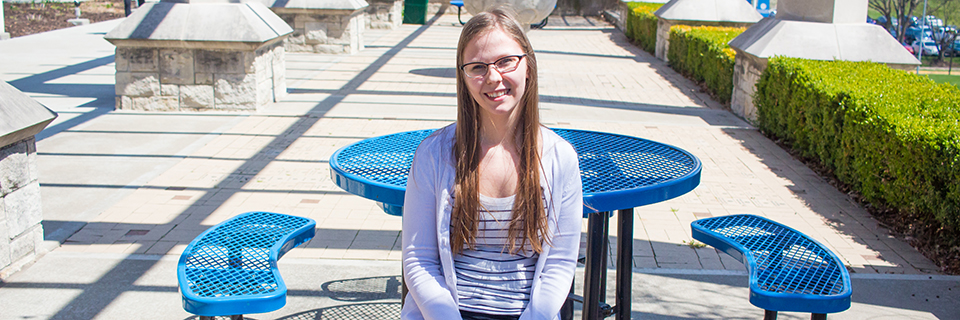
[401,8,583,320]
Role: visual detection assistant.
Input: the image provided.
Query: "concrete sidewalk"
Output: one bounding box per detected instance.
[1,11,957,320]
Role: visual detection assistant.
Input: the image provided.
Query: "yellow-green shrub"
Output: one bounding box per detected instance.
[755,57,960,231]
[624,2,663,53]
[667,25,743,104]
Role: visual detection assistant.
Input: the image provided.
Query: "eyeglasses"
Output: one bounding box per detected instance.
[459,54,526,78]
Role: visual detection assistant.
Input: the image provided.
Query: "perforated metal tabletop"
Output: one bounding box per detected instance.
[330,128,701,216]
[329,128,701,320]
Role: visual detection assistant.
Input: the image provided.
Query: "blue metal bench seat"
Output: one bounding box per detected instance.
[691,214,852,320]
[177,211,316,319]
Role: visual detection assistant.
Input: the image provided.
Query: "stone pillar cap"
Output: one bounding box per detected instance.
[0,81,57,147]
[104,1,292,49]
[777,0,867,24]
[261,0,368,10]
[654,0,762,23]
[729,18,920,65]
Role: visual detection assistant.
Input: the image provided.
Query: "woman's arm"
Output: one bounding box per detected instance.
[521,142,583,320]
[402,140,462,320]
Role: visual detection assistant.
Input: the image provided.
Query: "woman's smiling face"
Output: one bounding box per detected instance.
[461,28,528,125]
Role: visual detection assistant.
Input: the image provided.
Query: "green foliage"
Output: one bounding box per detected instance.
[667,25,744,104]
[624,2,663,54]
[755,57,960,230]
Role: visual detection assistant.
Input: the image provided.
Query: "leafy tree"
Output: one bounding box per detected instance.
[870,0,925,43]
[928,0,960,58]
[870,0,958,60]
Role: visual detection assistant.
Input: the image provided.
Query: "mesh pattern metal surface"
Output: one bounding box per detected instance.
[554,130,697,194]
[696,215,847,296]
[183,212,313,298]
[334,130,434,187]
[334,129,697,194]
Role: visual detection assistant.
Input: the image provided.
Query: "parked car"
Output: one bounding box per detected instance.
[906,26,935,43]
[903,43,915,55]
[942,39,960,57]
[912,39,940,56]
[923,15,944,29]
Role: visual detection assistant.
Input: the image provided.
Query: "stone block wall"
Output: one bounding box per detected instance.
[0,3,8,40]
[114,42,286,111]
[366,0,403,29]
[730,51,766,123]
[0,137,45,278]
[603,0,630,31]
[428,0,448,15]
[278,11,366,54]
[655,19,672,61]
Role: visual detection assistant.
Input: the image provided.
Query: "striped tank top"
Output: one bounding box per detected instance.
[454,193,539,316]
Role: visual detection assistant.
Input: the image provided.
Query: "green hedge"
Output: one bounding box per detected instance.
[624,2,663,54]
[667,25,744,104]
[755,57,960,230]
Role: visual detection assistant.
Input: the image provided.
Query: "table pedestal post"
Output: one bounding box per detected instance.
[561,281,575,320]
[583,211,608,320]
[615,208,633,320]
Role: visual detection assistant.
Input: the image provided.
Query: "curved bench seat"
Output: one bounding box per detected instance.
[691,214,851,320]
[177,211,316,318]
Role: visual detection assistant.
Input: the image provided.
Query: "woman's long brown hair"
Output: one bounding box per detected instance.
[451,8,549,255]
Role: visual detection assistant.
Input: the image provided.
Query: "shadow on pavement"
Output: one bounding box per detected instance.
[8,55,116,141]
[276,302,401,320]
[181,302,401,320]
[718,126,941,275]
[599,28,728,113]
[321,275,403,302]
[33,9,446,320]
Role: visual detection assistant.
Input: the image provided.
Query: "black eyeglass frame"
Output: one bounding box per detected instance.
[458,54,527,78]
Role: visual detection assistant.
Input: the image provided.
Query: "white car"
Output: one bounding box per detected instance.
[912,39,940,56]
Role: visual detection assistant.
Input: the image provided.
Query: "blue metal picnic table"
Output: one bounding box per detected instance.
[329,128,701,320]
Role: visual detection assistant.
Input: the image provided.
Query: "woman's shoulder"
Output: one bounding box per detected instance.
[413,123,456,163]
[417,123,455,148]
[539,126,576,158]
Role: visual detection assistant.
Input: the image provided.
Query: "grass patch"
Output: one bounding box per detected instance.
[925,74,960,87]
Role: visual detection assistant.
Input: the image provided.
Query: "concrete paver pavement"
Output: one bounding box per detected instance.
[0,11,956,320]
[1,252,957,319]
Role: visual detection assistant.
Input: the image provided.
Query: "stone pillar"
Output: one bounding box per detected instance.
[604,0,670,33]
[263,0,369,54]
[429,0,451,16]
[366,0,403,29]
[1,3,10,40]
[0,81,58,279]
[728,0,920,122]
[730,51,766,122]
[604,0,630,31]
[465,0,557,27]
[104,0,292,112]
[653,0,762,62]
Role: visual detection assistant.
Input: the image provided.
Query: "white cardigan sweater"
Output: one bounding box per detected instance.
[401,124,583,320]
